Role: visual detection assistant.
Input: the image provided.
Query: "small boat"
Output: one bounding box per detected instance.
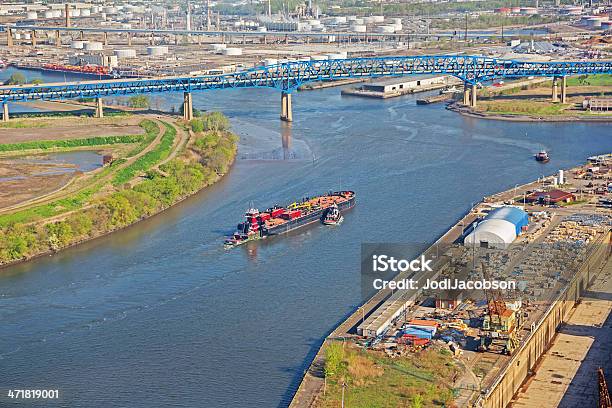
[535,150,550,163]
[322,204,343,226]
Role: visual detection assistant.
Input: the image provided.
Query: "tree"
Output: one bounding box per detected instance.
[5,73,26,85]
[29,78,43,85]
[202,112,230,132]
[128,95,151,109]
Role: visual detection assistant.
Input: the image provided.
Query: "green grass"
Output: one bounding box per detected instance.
[112,122,176,186]
[126,120,160,157]
[0,120,49,129]
[318,344,459,408]
[567,74,612,87]
[0,135,144,152]
[480,101,571,116]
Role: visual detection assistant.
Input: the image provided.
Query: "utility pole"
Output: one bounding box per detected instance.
[206,0,211,30]
[464,13,468,42]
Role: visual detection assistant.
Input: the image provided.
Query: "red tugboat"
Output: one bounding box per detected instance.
[534,150,550,163]
[224,191,355,247]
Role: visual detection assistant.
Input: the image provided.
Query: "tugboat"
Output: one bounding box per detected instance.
[534,150,550,163]
[322,204,343,226]
[224,191,355,248]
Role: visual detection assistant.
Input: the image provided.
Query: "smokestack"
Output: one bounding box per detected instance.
[206,0,211,30]
[186,3,191,31]
[65,3,71,27]
[268,0,272,16]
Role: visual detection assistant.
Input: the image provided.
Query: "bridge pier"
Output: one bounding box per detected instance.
[2,103,9,122]
[560,76,567,103]
[463,84,470,105]
[6,28,13,47]
[94,98,104,118]
[127,33,132,46]
[80,30,84,41]
[103,32,108,46]
[470,83,477,107]
[31,30,37,47]
[55,30,61,47]
[280,92,293,122]
[183,92,193,121]
[552,77,559,102]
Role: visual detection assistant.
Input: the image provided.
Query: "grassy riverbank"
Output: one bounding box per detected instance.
[0,113,237,266]
[316,342,459,408]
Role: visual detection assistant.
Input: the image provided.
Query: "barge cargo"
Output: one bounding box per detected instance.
[225,191,355,247]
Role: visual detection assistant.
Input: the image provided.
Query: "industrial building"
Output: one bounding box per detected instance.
[362,75,449,94]
[464,206,529,249]
[525,189,575,204]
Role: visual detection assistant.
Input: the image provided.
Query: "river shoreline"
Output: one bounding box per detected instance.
[447,101,612,122]
[0,121,237,271]
[288,158,603,408]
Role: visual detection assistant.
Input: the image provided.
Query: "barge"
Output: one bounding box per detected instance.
[225,191,355,247]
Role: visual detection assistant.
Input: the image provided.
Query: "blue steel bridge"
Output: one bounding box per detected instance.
[1,55,611,121]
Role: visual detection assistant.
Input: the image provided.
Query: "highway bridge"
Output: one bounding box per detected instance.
[1,55,611,122]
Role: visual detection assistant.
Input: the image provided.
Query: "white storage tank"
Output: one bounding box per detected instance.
[372,15,384,23]
[376,25,395,33]
[223,47,243,56]
[26,11,38,19]
[147,45,168,56]
[114,49,137,58]
[211,43,226,52]
[351,24,366,32]
[84,41,103,50]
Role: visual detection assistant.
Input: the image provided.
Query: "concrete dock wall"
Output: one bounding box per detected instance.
[480,230,611,408]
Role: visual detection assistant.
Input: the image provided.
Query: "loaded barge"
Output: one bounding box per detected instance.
[225,191,355,247]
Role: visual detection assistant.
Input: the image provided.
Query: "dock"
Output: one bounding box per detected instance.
[289,157,612,408]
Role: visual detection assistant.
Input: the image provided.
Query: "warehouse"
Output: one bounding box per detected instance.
[464,206,528,249]
[525,189,575,204]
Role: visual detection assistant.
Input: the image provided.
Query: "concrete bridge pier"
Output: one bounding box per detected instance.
[55,30,61,47]
[280,92,293,122]
[463,83,477,107]
[103,32,108,46]
[2,103,9,122]
[6,28,13,47]
[560,76,567,103]
[470,83,477,107]
[79,30,84,40]
[31,30,37,47]
[183,92,193,121]
[94,98,104,118]
[463,83,471,105]
[552,77,559,102]
[127,33,132,46]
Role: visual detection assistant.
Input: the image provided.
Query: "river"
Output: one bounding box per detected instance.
[0,68,610,407]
